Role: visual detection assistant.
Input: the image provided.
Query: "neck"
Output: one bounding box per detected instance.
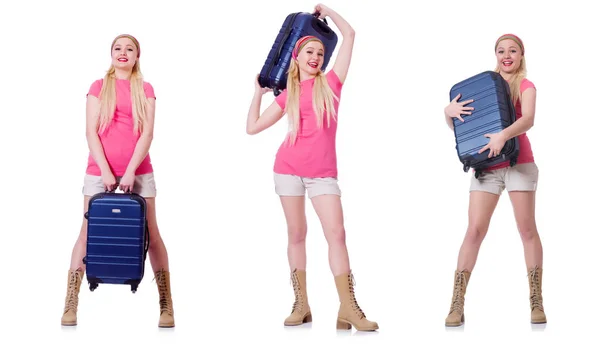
[299,69,317,82]
[114,68,133,80]
[499,70,515,81]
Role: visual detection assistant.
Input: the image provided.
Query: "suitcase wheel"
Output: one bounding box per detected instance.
[131,284,138,293]
[273,88,282,97]
[463,163,469,173]
[89,282,98,292]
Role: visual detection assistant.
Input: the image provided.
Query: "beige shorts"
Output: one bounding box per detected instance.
[82,173,157,198]
[470,162,539,195]
[274,173,341,199]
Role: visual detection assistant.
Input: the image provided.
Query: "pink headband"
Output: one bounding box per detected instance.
[292,35,324,60]
[495,33,524,55]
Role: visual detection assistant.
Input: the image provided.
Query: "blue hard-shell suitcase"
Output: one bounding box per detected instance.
[449,71,520,178]
[258,11,338,96]
[83,191,150,293]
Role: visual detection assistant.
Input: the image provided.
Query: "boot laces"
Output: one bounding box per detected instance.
[348,274,366,319]
[450,271,467,314]
[528,266,543,311]
[289,271,303,314]
[64,271,80,313]
[154,270,173,315]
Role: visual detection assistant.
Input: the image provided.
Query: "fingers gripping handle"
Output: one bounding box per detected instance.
[313,11,328,24]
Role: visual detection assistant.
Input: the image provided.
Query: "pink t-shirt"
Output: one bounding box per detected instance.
[273,70,343,178]
[486,78,536,171]
[85,78,156,176]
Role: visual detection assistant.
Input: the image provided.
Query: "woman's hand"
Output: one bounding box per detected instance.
[255,74,272,95]
[101,171,117,192]
[479,132,508,158]
[445,94,474,122]
[314,3,332,18]
[119,171,135,193]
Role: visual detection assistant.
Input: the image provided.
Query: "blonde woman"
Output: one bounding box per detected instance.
[61,34,175,328]
[443,34,546,327]
[247,4,377,332]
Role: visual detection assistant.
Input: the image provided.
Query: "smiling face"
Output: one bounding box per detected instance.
[296,41,325,77]
[111,37,138,71]
[496,39,523,75]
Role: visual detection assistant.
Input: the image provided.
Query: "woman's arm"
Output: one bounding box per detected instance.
[500,88,536,140]
[445,114,455,129]
[85,95,112,175]
[478,88,536,157]
[124,98,156,175]
[246,76,285,135]
[316,4,355,84]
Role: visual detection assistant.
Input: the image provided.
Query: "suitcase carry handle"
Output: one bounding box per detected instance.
[313,11,328,25]
[312,12,334,35]
[105,187,133,194]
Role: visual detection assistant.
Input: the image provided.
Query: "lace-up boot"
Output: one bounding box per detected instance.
[284,269,312,326]
[155,269,175,328]
[528,266,547,324]
[445,270,471,327]
[61,269,84,326]
[334,271,378,331]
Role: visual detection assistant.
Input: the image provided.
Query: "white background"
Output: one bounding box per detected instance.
[0,0,598,345]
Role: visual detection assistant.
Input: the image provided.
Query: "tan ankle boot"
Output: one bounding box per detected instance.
[334,272,378,331]
[284,269,312,326]
[155,269,175,328]
[445,270,471,327]
[61,269,83,326]
[528,266,547,324]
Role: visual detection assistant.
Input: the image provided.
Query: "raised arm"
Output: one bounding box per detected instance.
[315,4,355,84]
[246,75,285,135]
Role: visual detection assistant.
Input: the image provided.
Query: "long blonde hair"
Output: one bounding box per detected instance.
[494,34,527,106]
[284,59,339,145]
[495,56,527,106]
[97,34,149,135]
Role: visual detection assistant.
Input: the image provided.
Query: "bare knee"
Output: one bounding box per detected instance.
[288,224,307,245]
[75,221,88,245]
[464,224,488,245]
[325,225,346,245]
[148,226,164,250]
[517,219,538,242]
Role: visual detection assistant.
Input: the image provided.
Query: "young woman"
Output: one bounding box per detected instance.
[246,4,378,332]
[61,34,175,328]
[443,34,546,326]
